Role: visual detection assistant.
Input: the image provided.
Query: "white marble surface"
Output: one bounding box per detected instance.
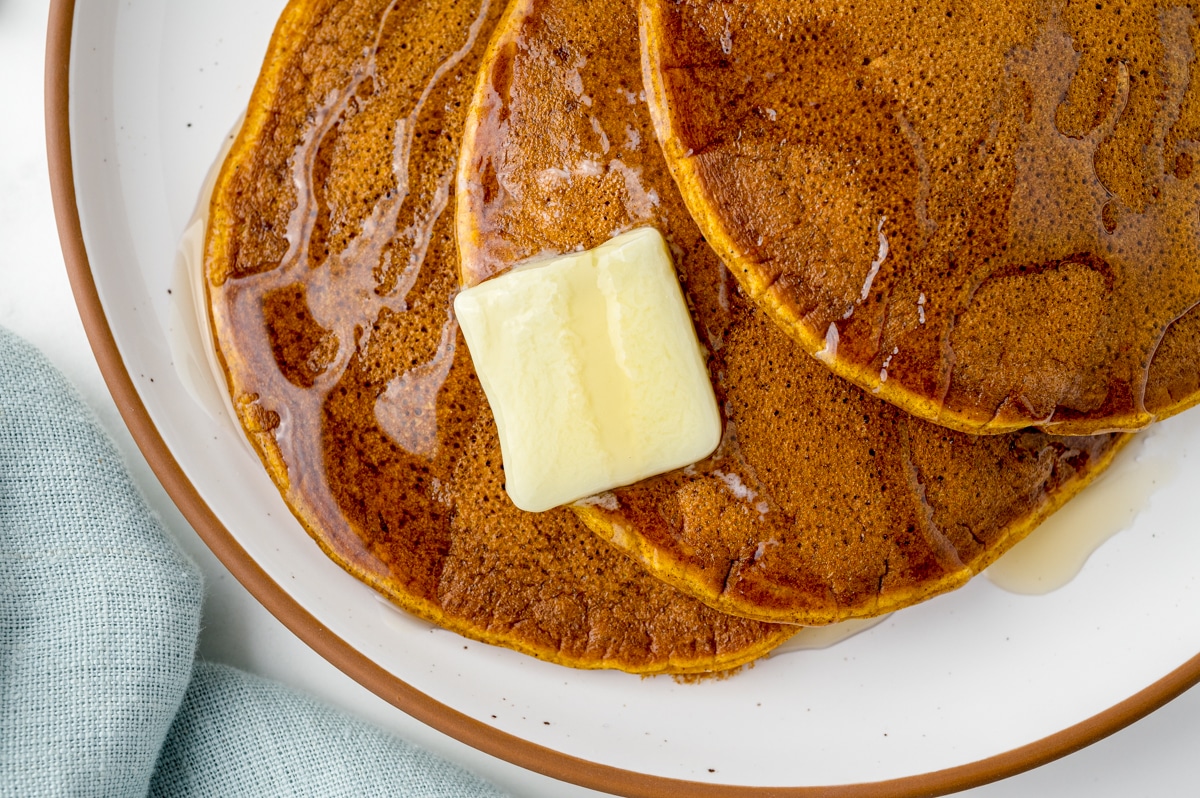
[4,0,1200,795]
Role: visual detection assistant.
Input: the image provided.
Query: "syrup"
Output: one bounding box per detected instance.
[987,428,1178,594]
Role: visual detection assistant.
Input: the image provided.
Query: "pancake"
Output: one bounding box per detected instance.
[203,0,794,672]
[455,0,1129,625]
[639,0,1200,435]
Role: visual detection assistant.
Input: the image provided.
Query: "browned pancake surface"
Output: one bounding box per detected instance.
[205,0,792,672]
[457,0,1127,624]
[639,0,1200,435]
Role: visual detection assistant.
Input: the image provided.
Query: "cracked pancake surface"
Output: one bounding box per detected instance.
[639,0,1200,435]
[203,0,794,672]
[456,0,1128,625]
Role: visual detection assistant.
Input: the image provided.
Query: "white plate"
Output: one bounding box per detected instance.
[49,0,1200,793]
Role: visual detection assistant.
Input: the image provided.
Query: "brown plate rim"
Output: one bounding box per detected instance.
[43,0,1200,795]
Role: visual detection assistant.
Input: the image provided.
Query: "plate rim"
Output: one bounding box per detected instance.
[42,0,1200,794]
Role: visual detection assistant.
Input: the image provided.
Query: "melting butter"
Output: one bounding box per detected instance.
[986,429,1177,595]
[454,227,721,512]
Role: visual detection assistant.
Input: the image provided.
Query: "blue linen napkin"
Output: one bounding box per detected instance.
[0,326,508,798]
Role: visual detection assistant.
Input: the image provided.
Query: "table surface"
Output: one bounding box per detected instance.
[4,1,1200,795]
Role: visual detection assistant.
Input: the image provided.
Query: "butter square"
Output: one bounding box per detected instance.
[454,227,721,512]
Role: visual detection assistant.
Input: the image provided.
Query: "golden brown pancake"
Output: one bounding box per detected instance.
[203,0,794,672]
[456,0,1129,625]
[639,0,1200,435]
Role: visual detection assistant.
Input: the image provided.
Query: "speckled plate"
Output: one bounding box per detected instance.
[46,0,1200,794]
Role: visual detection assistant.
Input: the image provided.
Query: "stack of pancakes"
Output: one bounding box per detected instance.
[204,0,1195,673]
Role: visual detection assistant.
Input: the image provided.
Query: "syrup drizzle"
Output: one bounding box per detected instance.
[210,0,496,576]
[202,0,1139,641]
[169,118,259,462]
[644,0,1200,433]
[987,427,1179,594]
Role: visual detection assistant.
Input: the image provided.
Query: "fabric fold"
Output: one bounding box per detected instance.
[0,327,202,797]
[151,662,509,798]
[0,327,507,797]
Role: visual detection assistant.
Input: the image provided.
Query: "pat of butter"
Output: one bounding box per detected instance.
[454,227,721,512]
